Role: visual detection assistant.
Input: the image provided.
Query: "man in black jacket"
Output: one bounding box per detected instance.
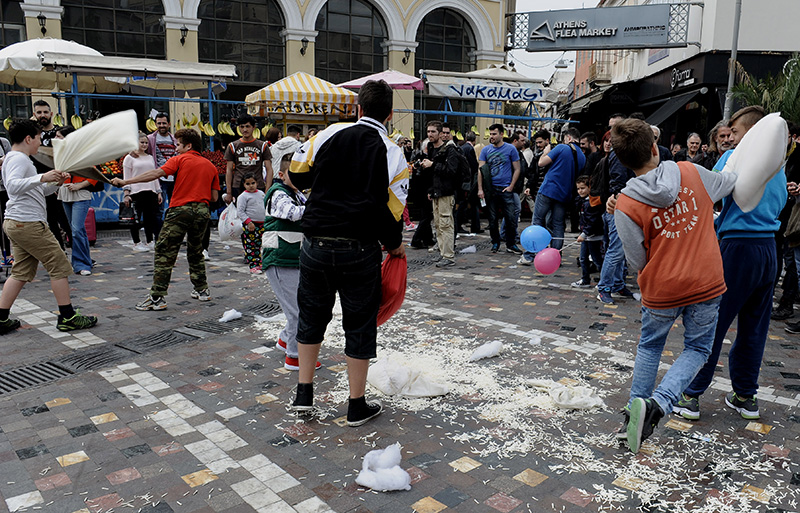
[457,131,482,233]
[287,80,408,427]
[421,120,461,267]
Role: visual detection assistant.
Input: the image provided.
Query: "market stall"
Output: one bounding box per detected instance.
[245,71,358,129]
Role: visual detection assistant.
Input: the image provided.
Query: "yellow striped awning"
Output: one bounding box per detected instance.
[245,71,358,117]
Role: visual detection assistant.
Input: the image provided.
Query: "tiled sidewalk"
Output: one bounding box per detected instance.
[0,229,798,512]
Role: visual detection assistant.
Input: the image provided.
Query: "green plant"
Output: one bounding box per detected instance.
[731,54,800,123]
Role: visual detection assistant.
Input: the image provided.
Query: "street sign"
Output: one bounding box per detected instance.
[507,4,690,52]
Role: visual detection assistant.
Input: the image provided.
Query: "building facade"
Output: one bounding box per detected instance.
[5,0,510,137]
[568,0,798,145]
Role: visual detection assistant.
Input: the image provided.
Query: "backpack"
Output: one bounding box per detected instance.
[589,155,610,208]
[452,147,472,191]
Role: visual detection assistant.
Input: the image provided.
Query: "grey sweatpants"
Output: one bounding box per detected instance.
[264,266,300,358]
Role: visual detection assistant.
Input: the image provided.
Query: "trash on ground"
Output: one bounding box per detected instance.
[355,442,411,492]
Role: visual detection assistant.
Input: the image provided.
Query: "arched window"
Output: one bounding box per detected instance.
[414,8,478,135]
[315,0,387,84]
[61,0,165,58]
[198,0,285,86]
[0,0,24,47]
[415,8,476,74]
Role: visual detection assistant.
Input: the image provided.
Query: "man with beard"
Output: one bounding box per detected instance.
[695,121,733,171]
[33,100,60,148]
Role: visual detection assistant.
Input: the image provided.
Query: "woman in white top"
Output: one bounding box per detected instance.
[122,132,162,251]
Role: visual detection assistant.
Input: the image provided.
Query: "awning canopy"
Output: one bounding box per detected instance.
[245,72,358,117]
[422,64,558,103]
[338,69,423,90]
[38,52,236,96]
[0,40,124,93]
[568,85,614,115]
[646,89,700,126]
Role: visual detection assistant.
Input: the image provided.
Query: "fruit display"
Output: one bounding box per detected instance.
[97,158,123,178]
[201,150,227,175]
[70,115,83,129]
[145,118,157,132]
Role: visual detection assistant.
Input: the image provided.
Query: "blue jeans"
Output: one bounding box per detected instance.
[597,212,625,292]
[630,296,722,416]
[532,193,566,250]
[487,189,518,247]
[686,238,776,398]
[62,199,91,272]
[296,238,382,359]
[499,193,521,242]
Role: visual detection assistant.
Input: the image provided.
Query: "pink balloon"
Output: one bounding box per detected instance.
[534,248,562,275]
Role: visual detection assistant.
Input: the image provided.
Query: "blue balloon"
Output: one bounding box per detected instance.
[520,225,551,253]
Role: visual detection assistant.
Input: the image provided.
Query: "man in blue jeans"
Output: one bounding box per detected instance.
[287,80,408,427]
[477,124,523,254]
[610,118,737,453]
[674,106,786,422]
[519,128,585,264]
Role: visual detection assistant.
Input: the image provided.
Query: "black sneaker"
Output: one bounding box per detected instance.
[291,383,313,413]
[0,318,21,335]
[785,320,800,334]
[56,312,98,332]
[725,392,759,420]
[613,286,636,299]
[772,305,794,320]
[672,393,700,420]
[506,244,523,255]
[347,399,383,427]
[627,398,663,453]
[435,258,455,268]
[491,243,500,253]
[616,408,630,440]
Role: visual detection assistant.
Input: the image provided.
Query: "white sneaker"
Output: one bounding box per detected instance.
[202,250,210,261]
[78,269,92,276]
[146,241,155,250]
[517,256,532,265]
[132,242,149,252]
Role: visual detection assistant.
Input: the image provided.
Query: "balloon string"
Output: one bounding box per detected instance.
[558,241,580,252]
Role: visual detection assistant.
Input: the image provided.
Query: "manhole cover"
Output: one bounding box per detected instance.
[0,362,73,395]
[55,347,136,373]
[115,330,199,354]
[249,301,282,316]
[185,317,250,335]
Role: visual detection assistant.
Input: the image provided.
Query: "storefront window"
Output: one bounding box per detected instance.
[414,8,477,136]
[62,0,165,58]
[0,0,24,47]
[315,0,387,84]
[415,8,476,74]
[198,0,285,86]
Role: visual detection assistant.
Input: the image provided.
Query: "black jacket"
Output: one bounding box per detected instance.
[577,195,603,237]
[428,141,461,198]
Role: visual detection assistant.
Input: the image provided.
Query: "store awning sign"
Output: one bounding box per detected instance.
[526,5,672,51]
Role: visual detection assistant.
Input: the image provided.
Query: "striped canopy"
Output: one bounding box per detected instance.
[245,72,358,117]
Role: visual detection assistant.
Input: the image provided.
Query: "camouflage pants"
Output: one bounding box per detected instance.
[150,203,209,297]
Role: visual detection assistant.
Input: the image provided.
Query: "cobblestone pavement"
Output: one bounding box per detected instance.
[0,227,798,513]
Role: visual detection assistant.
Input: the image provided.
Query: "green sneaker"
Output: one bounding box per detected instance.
[627,398,663,454]
[615,407,630,440]
[725,392,759,420]
[56,312,98,332]
[672,393,700,420]
[0,318,21,335]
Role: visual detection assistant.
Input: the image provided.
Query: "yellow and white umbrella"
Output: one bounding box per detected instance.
[245,71,357,117]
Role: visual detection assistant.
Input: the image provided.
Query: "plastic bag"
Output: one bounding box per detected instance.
[377,254,407,326]
[367,355,448,398]
[52,110,139,174]
[118,202,136,226]
[218,202,243,241]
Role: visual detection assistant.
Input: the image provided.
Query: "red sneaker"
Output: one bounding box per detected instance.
[284,356,321,371]
[276,339,287,351]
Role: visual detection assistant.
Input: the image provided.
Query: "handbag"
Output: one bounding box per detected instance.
[785,201,800,247]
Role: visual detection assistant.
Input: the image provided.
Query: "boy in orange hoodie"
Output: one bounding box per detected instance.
[610,119,738,453]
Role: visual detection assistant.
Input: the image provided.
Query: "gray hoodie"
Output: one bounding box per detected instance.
[614,160,737,272]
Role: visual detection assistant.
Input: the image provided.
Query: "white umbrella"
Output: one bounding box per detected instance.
[0,38,123,93]
[124,76,227,97]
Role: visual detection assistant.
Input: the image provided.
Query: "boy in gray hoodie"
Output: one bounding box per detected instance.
[609,119,737,453]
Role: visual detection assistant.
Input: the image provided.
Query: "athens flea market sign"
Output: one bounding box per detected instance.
[526,5,671,52]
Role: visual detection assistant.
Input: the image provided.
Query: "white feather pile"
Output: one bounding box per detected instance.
[218,309,242,323]
[468,340,503,361]
[355,443,411,492]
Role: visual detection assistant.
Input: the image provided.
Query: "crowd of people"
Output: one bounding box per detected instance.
[0,87,797,443]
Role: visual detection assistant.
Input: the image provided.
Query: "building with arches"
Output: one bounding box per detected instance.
[7,0,511,136]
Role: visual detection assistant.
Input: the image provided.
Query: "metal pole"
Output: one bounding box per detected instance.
[723,0,743,120]
[208,82,215,152]
[71,73,79,118]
